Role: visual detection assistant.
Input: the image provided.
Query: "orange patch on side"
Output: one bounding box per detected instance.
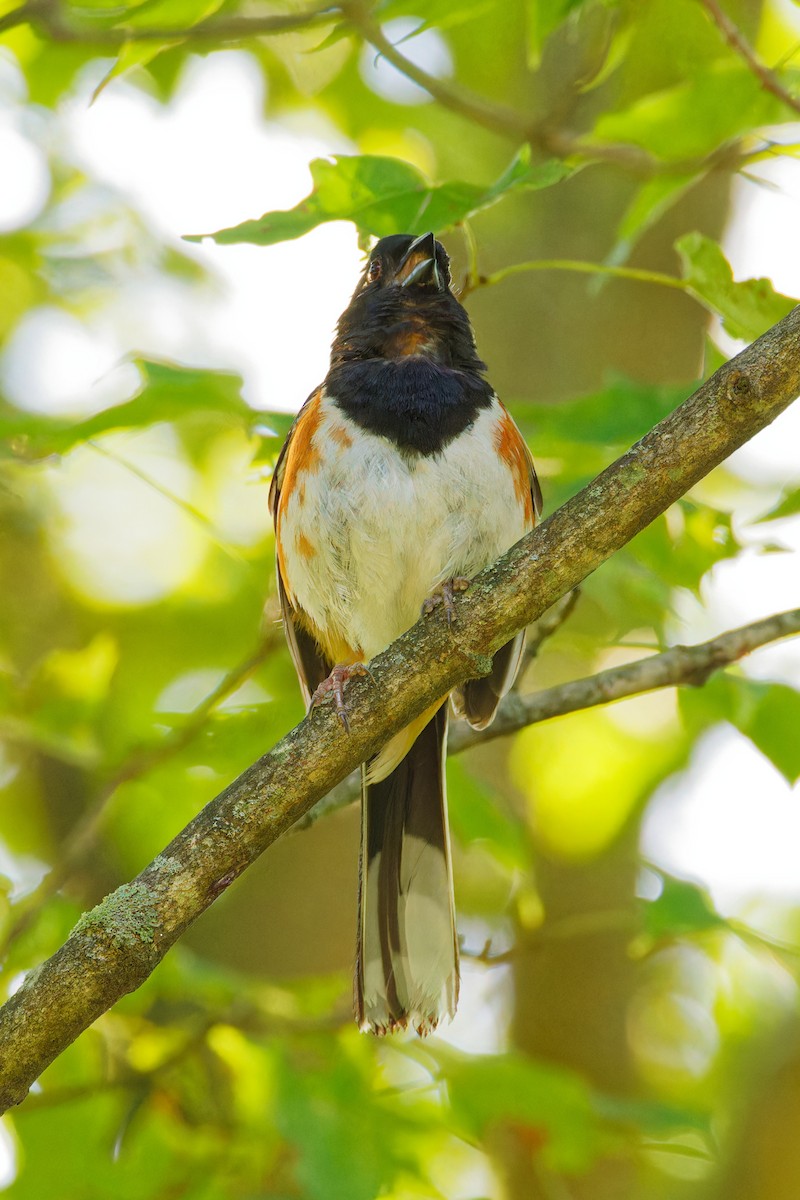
[296,532,316,560]
[494,406,535,527]
[278,390,324,516]
[329,423,353,450]
[296,607,361,668]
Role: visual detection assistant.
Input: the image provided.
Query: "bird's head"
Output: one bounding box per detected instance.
[330,233,484,373]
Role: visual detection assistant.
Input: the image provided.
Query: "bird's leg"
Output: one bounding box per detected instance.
[421,577,471,627]
[310,662,370,732]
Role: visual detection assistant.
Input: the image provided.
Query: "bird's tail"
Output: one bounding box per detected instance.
[356,704,459,1036]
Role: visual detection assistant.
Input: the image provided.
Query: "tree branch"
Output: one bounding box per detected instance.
[699,0,800,118]
[1,305,799,1111]
[0,628,280,955]
[0,1,335,42]
[298,604,800,825]
[0,0,772,181]
[449,606,800,753]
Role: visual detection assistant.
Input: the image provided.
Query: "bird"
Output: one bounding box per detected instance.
[269,232,541,1036]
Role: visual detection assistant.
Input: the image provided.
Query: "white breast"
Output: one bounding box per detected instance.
[279,395,528,662]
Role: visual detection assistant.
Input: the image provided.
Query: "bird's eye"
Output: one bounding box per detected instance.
[366,258,382,283]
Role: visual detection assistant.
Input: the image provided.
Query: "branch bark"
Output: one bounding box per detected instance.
[449,606,800,753]
[299,605,800,824]
[1,306,799,1111]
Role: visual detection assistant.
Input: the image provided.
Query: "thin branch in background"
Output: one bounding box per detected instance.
[298,604,800,826]
[481,258,688,293]
[461,908,640,966]
[340,0,531,141]
[0,1,337,42]
[0,2,34,34]
[343,0,671,173]
[699,0,800,118]
[457,219,481,298]
[1,0,770,181]
[86,441,260,588]
[449,606,800,754]
[514,588,581,685]
[0,628,280,957]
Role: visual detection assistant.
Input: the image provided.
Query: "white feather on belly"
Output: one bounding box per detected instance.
[278,395,528,663]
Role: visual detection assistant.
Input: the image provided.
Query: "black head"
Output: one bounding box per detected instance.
[330,232,485,374]
[354,232,452,296]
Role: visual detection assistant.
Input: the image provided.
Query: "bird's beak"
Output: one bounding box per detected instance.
[396,231,442,290]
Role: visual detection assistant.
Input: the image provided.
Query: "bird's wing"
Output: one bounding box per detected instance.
[452,403,541,729]
[269,390,333,707]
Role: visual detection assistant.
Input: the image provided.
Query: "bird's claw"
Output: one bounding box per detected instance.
[310,662,369,732]
[421,576,470,627]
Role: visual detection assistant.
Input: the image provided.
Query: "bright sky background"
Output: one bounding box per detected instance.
[1,45,800,1066]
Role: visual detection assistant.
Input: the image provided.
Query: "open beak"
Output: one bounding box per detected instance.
[396,231,442,290]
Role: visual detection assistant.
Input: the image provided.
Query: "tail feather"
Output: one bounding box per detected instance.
[451,630,526,730]
[356,705,459,1035]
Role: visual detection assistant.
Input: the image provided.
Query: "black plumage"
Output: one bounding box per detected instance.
[328,234,492,457]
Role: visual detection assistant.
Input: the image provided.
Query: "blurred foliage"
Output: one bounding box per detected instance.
[1,0,800,1198]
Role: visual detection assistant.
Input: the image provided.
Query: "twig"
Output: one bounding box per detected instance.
[449,606,800,753]
[340,0,530,140]
[2,0,778,183]
[341,0,666,173]
[514,588,581,683]
[0,2,37,35]
[461,908,641,965]
[297,603,800,823]
[1,304,799,1111]
[481,258,687,292]
[699,0,800,118]
[458,220,481,298]
[0,627,280,956]
[0,1,336,42]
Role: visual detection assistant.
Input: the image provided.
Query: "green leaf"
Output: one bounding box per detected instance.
[375,0,496,35]
[91,39,180,103]
[644,871,726,940]
[742,682,800,785]
[592,60,782,161]
[629,500,740,595]
[434,1043,705,1171]
[275,1042,421,1200]
[512,376,691,514]
[122,0,226,31]
[680,674,800,784]
[608,171,699,267]
[83,0,225,98]
[754,486,800,523]
[525,0,589,66]
[448,757,530,870]
[187,148,572,246]
[1,360,251,459]
[436,1047,602,1173]
[594,1096,709,1140]
[521,375,689,448]
[676,232,798,341]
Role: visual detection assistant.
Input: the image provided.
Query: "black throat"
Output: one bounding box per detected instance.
[327,358,493,456]
[327,283,493,456]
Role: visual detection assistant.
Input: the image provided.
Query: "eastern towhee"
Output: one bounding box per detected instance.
[269,232,541,1035]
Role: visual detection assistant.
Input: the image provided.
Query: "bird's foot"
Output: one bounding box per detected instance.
[310,662,370,732]
[421,577,470,627]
